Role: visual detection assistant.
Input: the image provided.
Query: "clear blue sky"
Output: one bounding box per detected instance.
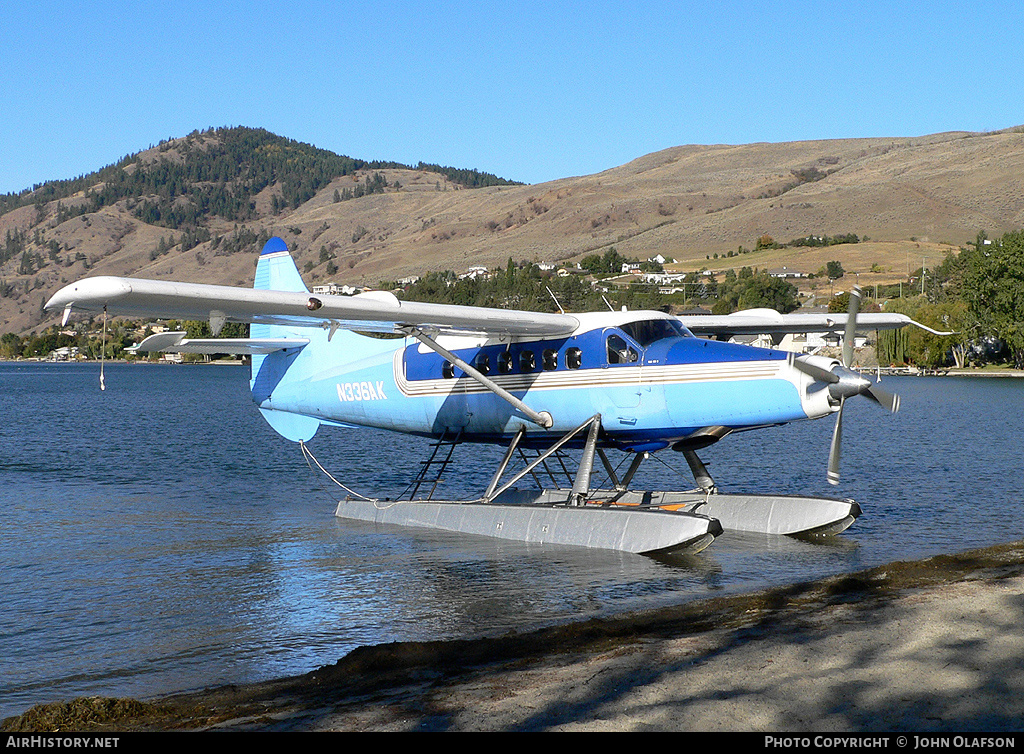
[2,0,1022,195]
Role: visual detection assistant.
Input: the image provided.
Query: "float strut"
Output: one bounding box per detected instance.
[682,449,717,494]
[482,415,602,504]
[484,425,527,500]
[570,415,602,506]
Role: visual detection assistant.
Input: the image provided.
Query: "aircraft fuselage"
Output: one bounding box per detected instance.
[253,310,835,450]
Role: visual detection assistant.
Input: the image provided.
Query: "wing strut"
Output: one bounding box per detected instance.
[406,328,553,428]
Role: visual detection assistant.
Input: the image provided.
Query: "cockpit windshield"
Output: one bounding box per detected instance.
[619,318,693,347]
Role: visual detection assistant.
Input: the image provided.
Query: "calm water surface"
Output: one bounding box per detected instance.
[1,362,1021,717]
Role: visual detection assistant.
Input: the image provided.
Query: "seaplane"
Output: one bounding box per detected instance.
[45,237,947,556]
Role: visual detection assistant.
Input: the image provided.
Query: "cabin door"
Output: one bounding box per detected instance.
[603,329,644,409]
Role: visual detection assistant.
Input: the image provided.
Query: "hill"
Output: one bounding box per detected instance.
[3,125,1024,334]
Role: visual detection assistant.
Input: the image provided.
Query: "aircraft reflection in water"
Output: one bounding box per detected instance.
[46,237,947,555]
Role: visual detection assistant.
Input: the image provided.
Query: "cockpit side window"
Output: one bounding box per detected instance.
[606,333,639,365]
[620,318,691,346]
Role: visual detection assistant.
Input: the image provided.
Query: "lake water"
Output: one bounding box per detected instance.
[1,362,1021,719]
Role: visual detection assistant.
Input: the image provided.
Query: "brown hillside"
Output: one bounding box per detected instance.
[4,127,1024,334]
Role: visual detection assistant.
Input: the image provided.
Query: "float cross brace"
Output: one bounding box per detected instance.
[481,415,604,504]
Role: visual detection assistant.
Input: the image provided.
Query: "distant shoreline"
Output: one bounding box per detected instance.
[2,357,1019,376]
[942,368,1024,378]
[0,358,246,366]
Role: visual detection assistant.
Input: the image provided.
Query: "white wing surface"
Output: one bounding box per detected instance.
[678,308,951,338]
[45,275,945,341]
[44,276,579,338]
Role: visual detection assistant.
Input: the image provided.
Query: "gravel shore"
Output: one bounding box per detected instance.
[6,540,1024,733]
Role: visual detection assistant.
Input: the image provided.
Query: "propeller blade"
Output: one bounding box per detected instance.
[827,397,845,486]
[788,353,840,384]
[842,286,861,368]
[866,382,901,413]
[787,285,899,486]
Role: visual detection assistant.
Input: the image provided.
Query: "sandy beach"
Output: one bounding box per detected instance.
[5,540,1024,733]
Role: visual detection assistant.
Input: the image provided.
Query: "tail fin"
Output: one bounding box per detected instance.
[254,236,308,293]
[251,236,320,442]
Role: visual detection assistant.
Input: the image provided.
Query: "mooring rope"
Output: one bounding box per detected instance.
[99,306,107,391]
[298,439,488,510]
[299,440,378,502]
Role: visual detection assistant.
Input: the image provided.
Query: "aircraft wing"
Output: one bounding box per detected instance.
[44,276,947,341]
[678,309,952,338]
[44,276,580,338]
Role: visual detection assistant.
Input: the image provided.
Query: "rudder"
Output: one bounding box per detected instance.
[250,236,320,442]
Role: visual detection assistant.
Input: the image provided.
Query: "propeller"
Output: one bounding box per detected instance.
[788,286,901,485]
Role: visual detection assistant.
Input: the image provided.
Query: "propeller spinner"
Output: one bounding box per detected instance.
[788,286,901,485]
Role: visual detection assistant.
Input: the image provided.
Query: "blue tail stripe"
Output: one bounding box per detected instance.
[254,237,308,294]
[261,236,290,255]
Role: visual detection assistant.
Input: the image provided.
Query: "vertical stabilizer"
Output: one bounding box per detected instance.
[254,236,308,293]
[250,236,320,442]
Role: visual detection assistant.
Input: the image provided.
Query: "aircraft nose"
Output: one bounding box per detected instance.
[828,368,871,400]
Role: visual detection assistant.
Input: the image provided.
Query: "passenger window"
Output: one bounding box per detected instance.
[442,361,455,379]
[498,351,513,374]
[566,347,582,369]
[607,334,638,364]
[475,353,490,375]
[520,350,536,372]
[542,349,558,371]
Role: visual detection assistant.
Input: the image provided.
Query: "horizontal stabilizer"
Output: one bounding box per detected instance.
[129,331,309,355]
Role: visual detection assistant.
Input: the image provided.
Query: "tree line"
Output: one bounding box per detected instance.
[4,230,1020,370]
[0,319,250,361]
[383,260,800,316]
[875,230,1024,369]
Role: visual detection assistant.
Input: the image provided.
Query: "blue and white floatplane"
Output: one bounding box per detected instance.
[45,237,947,555]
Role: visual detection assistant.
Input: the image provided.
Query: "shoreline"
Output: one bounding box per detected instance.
[6,539,1024,732]
[942,368,1024,378]
[0,358,245,365]
[2,357,1020,376]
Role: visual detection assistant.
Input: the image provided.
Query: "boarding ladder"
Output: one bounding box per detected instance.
[403,428,464,500]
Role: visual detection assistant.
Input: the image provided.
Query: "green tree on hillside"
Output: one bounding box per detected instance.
[580,248,628,274]
[0,127,522,227]
[711,268,799,314]
[825,260,845,280]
